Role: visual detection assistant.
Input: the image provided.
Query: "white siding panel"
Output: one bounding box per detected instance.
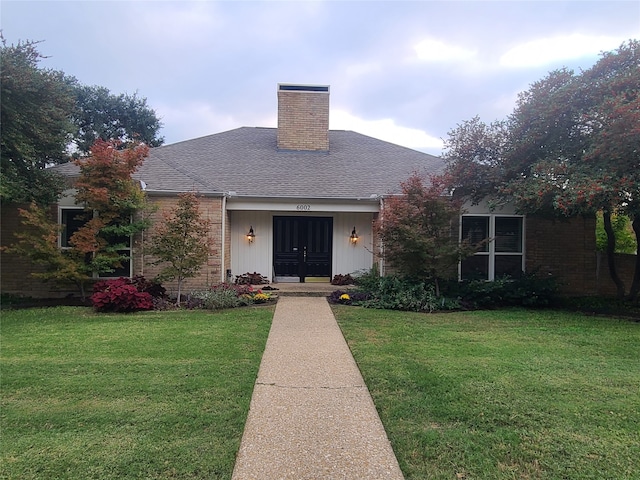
[230,211,273,281]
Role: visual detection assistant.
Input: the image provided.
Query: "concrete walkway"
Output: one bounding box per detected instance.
[232,296,404,479]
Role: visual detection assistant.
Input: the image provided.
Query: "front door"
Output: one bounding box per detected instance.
[273,216,332,282]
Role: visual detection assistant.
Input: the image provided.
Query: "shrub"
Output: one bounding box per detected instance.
[454,273,559,309]
[91,277,154,313]
[130,275,167,299]
[191,283,265,310]
[331,274,355,286]
[365,276,439,312]
[353,266,381,292]
[235,272,269,285]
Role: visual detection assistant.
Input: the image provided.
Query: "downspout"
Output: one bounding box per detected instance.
[378,196,385,276]
[221,194,227,283]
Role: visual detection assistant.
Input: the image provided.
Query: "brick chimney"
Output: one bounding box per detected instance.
[277,84,330,151]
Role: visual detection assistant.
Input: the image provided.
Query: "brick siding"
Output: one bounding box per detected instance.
[277,89,329,151]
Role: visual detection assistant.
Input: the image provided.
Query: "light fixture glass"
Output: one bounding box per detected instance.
[247,226,255,243]
[350,227,358,244]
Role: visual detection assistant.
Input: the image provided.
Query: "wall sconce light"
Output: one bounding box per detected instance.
[350,226,359,245]
[247,226,255,243]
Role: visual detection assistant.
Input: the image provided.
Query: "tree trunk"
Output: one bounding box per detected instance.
[176,278,183,307]
[628,216,640,301]
[603,210,626,299]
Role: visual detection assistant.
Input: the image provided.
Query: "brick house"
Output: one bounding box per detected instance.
[0,83,615,298]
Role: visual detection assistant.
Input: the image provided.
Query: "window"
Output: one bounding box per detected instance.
[59,207,132,278]
[60,208,88,248]
[460,215,524,280]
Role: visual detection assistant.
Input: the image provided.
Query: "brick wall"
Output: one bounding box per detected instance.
[277,85,329,151]
[526,215,598,295]
[1,204,80,298]
[1,195,226,299]
[140,195,224,297]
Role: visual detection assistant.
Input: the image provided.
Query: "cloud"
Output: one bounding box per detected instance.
[413,38,477,63]
[330,109,443,155]
[500,34,628,68]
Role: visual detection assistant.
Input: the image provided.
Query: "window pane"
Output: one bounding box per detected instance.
[61,209,88,248]
[462,217,489,252]
[495,255,523,278]
[495,217,523,253]
[461,255,489,280]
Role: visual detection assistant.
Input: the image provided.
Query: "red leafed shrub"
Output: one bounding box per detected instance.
[91,277,154,312]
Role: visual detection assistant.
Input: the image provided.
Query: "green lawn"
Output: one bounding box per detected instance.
[334,307,640,480]
[1,306,273,480]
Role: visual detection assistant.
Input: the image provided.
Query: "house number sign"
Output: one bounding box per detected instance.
[296,204,311,211]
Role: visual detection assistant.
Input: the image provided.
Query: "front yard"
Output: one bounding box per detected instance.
[1,306,273,479]
[334,307,640,479]
[2,305,638,479]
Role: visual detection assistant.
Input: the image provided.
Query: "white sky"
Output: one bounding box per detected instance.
[2,0,638,155]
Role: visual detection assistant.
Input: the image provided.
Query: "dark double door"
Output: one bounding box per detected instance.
[273,216,332,282]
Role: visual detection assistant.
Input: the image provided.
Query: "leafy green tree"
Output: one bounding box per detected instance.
[0,38,75,205]
[596,213,637,254]
[72,85,164,155]
[148,192,213,306]
[376,173,476,297]
[444,40,640,299]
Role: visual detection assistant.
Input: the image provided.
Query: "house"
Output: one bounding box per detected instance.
[0,83,617,298]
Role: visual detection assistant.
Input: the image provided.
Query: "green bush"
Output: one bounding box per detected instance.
[191,283,255,310]
[452,273,559,309]
[361,276,440,313]
[338,271,557,313]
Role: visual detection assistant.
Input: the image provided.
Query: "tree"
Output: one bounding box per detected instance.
[1,36,164,205]
[72,140,151,276]
[596,213,637,254]
[148,192,213,305]
[72,85,164,155]
[6,140,151,298]
[0,38,75,205]
[376,173,475,297]
[444,40,640,299]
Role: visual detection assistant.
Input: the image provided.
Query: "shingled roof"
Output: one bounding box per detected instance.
[53,127,445,199]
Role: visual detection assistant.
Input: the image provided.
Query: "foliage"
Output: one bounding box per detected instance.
[443,40,640,299]
[453,272,559,309]
[331,273,355,285]
[0,37,164,205]
[6,202,94,299]
[333,276,442,312]
[72,85,164,155]
[91,277,154,312]
[596,212,637,253]
[191,283,273,310]
[353,265,382,292]
[71,139,150,277]
[0,38,75,205]
[235,271,269,285]
[376,173,476,296]
[333,272,557,312]
[148,192,212,305]
[191,283,252,310]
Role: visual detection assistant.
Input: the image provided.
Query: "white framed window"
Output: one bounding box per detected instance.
[58,207,132,278]
[460,215,524,281]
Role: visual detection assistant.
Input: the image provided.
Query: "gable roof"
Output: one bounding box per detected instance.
[53,127,445,199]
